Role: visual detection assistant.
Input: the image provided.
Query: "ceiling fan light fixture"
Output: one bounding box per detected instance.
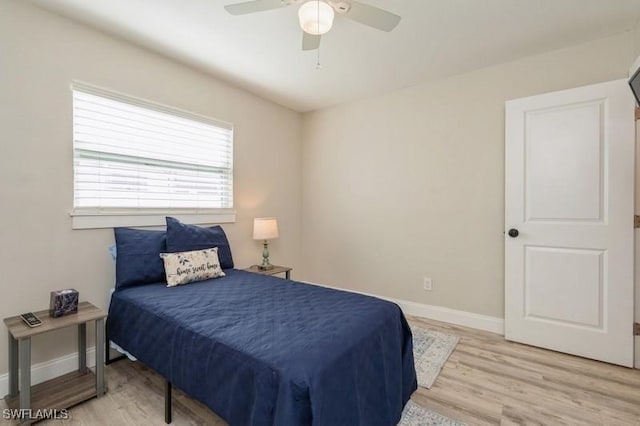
[298,1,334,35]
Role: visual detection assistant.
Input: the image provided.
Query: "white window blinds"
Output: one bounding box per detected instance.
[72,83,233,213]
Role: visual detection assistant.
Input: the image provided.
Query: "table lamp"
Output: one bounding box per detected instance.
[253,217,279,270]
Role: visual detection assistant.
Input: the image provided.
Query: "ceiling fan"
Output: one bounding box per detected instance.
[224,0,401,51]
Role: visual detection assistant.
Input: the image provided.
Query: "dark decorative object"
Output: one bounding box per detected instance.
[628,65,640,106]
[49,289,79,318]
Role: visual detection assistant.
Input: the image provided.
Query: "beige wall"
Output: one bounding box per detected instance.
[0,0,302,374]
[301,32,637,318]
[634,20,640,57]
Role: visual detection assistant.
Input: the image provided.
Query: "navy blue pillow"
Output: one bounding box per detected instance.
[114,227,167,289]
[165,217,234,269]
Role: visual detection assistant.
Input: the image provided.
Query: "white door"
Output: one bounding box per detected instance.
[505,79,635,367]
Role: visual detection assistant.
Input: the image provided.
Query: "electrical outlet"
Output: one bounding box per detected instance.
[423,277,433,291]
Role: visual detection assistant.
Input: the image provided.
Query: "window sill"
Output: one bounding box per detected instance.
[70,210,236,230]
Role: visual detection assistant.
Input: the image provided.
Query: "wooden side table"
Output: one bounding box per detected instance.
[3,301,107,424]
[245,265,292,279]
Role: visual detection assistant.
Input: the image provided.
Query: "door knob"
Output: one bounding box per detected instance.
[508,228,519,238]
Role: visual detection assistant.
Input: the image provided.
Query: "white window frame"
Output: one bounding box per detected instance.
[70,82,235,229]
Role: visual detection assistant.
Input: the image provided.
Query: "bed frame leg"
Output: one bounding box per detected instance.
[105,320,126,365]
[165,380,172,424]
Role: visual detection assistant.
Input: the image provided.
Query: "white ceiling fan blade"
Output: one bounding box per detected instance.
[302,32,321,50]
[344,1,401,32]
[224,0,286,15]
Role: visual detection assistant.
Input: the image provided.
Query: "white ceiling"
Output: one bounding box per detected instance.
[30,0,640,112]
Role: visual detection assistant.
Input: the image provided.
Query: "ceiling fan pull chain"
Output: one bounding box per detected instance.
[316,0,322,69]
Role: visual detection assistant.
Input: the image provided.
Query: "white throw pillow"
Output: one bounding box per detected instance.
[160,247,225,287]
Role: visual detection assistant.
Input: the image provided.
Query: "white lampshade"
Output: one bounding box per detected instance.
[253,217,279,240]
[298,0,334,35]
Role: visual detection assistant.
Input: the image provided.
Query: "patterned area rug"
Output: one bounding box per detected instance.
[399,400,465,426]
[396,326,463,425]
[411,327,460,389]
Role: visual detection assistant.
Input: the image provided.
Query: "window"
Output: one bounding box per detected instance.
[71,83,234,229]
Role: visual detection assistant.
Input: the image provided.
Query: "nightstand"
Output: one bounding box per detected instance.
[3,301,107,424]
[245,265,292,279]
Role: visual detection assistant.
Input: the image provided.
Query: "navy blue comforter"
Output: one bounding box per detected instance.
[108,269,417,425]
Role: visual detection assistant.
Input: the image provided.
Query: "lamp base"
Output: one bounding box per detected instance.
[260,240,273,271]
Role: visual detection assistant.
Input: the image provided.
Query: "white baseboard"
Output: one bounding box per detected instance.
[303,281,505,335]
[0,347,96,397]
[392,299,504,335]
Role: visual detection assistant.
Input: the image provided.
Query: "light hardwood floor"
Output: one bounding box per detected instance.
[409,316,640,426]
[9,316,640,425]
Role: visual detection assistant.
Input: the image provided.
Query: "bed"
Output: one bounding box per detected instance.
[106,219,417,425]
